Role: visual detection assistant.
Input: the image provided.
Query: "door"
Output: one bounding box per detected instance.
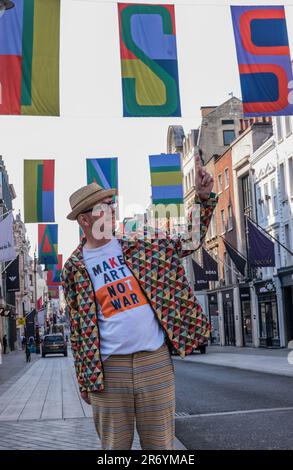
[284,286,293,344]
[241,300,253,346]
[223,300,235,346]
[259,301,279,347]
[209,302,220,345]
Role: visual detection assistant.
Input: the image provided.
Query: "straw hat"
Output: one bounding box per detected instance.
[67,183,116,220]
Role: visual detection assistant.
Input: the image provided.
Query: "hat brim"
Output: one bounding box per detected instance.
[67,188,116,220]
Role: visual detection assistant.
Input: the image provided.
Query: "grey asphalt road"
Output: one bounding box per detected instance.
[174,360,293,450]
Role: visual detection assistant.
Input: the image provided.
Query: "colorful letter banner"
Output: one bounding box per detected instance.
[231,5,293,116]
[86,158,118,192]
[0,0,60,116]
[149,153,183,206]
[38,224,58,265]
[24,160,55,223]
[47,254,62,284]
[118,3,181,117]
[47,286,59,299]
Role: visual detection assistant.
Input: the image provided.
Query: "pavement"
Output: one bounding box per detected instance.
[0,348,39,394]
[0,350,185,450]
[172,345,293,377]
[1,345,292,450]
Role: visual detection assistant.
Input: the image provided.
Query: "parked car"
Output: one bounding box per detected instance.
[170,340,208,355]
[42,334,67,357]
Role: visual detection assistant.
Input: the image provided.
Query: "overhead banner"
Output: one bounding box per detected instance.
[231,5,293,117]
[0,213,17,263]
[118,3,181,117]
[24,160,55,223]
[149,153,183,212]
[48,286,59,299]
[38,224,58,265]
[6,255,20,292]
[86,158,118,193]
[0,0,60,116]
[247,219,275,267]
[202,248,218,281]
[47,254,62,284]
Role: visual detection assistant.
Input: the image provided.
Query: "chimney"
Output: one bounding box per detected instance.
[200,106,217,118]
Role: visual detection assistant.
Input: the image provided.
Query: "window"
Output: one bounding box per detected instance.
[210,212,216,238]
[285,116,292,136]
[276,117,283,141]
[224,252,232,285]
[279,163,287,200]
[221,209,225,233]
[285,224,292,265]
[264,183,271,217]
[288,158,293,198]
[270,178,277,213]
[224,168,229,188]
[223,130,236,146]
[222,119,234,125]
[256,185,264,221]
[242,175,252,216]
[228,204,233,230]
[218,174,223,193]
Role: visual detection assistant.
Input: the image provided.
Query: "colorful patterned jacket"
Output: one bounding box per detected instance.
[62,193,218,393]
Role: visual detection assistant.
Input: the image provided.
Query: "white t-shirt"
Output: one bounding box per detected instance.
[83,237,165,361]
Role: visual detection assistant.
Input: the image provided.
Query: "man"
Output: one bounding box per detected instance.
[2,335,7,354]
[62,155,217,450]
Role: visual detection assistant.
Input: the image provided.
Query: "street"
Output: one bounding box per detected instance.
[174,359,293,450]
[0,347,292,450]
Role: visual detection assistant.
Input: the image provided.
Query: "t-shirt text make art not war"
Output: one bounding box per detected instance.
[83,237,165,360]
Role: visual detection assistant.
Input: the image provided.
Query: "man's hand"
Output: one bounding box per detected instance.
[81,391,91,405]
[194,154,214,201]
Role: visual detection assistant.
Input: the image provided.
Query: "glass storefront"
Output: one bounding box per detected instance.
[240,288,253,346]
[223,290,235,346]
[255,281,280,348]
[208,294,220,345]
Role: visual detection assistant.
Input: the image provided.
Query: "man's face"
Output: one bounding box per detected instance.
[78,197,117,240]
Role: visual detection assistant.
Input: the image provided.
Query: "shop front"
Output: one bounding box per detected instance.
[208,293,220,345]
[239,286,253,347]
[278,267,293,346]
[222,289,235,346]
[255,280,280,348]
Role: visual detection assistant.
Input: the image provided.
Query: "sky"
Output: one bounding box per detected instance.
[1,0,293,261]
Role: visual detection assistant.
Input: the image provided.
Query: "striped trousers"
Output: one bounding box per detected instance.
[89,342,175,450]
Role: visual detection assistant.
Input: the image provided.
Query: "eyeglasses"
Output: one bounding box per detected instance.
[82,201,117,215]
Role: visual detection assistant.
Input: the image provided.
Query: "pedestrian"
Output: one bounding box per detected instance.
[2,335,7,354]
[25,340,31,363]
[62,156,216,450]
[21,335,26,350]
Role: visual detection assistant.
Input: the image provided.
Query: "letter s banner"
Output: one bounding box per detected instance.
[118,3,181,117]
[231,5,293,116]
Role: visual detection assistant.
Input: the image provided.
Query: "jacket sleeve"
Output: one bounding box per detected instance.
[61,265,87,393]
[176,191,218,258]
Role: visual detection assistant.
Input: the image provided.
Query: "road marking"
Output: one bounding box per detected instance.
[175,406,293,419]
